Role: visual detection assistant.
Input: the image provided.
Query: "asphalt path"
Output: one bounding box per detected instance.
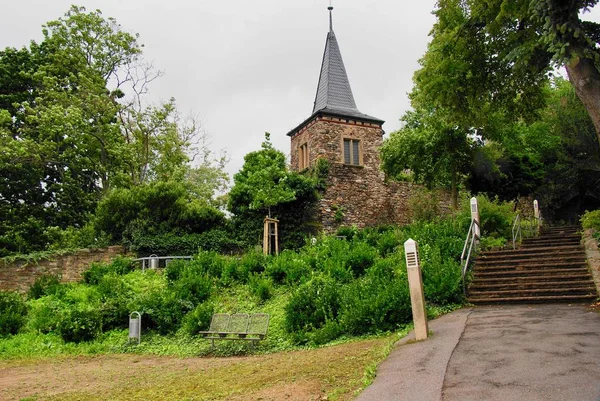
[356,304,600,401]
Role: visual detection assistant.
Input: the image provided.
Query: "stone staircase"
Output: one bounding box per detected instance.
[468,226,598,304]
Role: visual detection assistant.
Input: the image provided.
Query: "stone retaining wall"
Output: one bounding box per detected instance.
[0,246,126,293]
[583,229,600,295]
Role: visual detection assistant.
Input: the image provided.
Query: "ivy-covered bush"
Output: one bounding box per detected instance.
[581,210,600,231]
[95,181,229,254]
[0,291,27,336]
[284,276,341,343]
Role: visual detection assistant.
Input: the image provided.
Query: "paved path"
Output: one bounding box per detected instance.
[356,304,600,401]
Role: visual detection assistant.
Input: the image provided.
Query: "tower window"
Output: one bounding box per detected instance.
[299,143,309,169]
[343,138,361,166]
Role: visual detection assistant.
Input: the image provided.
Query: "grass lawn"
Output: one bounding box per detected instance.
[0,333,402,401]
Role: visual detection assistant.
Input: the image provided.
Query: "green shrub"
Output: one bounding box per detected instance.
[466,195,515,239]
[408,188,440,222]
[45,223,110,251]
[166,252,225,282]
[421,247,463,305]
[56,305,103,343]
[171,270,212,307]
[284,276,341,341]
[28,274,62,300]
[129,289,183,335]
[0,291,27,336]
[181,302,215,336]
[25,295,65,334]
[82,256,134,285]
[264,250,311,285]
[96,273,133,331]
[581,210,600,231]
[345,240,378,277]
[308,320,343,345]
[339,260,411,336]
[237,250,269,282]
[375,229,402,257]
[248,274,273,302]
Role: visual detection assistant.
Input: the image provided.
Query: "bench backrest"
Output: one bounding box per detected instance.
[209,313,231,332]
[228,313,250,333]
[248,313,270,335]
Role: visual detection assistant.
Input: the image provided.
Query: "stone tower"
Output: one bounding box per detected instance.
[288,6,405,231]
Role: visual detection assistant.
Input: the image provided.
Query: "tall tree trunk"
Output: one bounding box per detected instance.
[565,55,600,147]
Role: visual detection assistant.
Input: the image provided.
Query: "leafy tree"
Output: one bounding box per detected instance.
[467,78,600,219]
[381,109,474,209]
[229,133,296,218]
[417,0,600,146]
[0,6,227,255]
[228,134,319,249]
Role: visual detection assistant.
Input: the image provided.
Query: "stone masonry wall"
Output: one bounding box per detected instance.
[290,116,451,232]
[0,246,125,293]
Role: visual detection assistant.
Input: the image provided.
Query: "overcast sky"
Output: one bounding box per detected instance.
[2,1,599,179]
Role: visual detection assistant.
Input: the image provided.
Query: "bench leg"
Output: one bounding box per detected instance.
[211,338,214,350]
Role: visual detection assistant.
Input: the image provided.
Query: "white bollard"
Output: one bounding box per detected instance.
[404,239,428,341]
[470,197,480,239]
[533,200,540,220]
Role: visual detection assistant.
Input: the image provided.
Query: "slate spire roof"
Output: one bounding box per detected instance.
[287,6,384,136]
[311,7,383,122]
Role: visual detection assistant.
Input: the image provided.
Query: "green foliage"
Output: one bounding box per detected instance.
[284,276,341,342]
[28,274,62,300]
[229,133,296,213]
[95,180,230,254]
[228,134,320,250]
[181,303,215,336]
[82,257,134,285]
[381,110,474,208]
[0,6,229,257]
[248,275,274,302]
[469,195,515,240]
[3,210,513,353]
[0,291,27,336]
[264,250,311,285]
[408,188,441,223]
[339,263,411,336]
[581,210,600,231]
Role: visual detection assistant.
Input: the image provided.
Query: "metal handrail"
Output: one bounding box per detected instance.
[461,219,480,294]
[512,214,522,250]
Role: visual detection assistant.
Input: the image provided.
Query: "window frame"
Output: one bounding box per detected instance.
[298,142,309,170]
[342,137,362,166]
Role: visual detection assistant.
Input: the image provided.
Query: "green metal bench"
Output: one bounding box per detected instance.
[199,313,270,348]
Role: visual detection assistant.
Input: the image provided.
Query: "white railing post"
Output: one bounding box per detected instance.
[533,199,541,232]
[404,239,428,341]
[470,197,480,240]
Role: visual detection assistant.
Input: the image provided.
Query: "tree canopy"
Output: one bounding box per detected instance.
[413,0,600,145]
[0,6,227,255]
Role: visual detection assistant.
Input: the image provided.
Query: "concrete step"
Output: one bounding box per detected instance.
[470,273,594,285]
[468,294,597,304]
[472,267,591,278]
[477,250,584,264]
[479,245,582,258]
[520,240,580,248]
[475,257,587,269]
[467,225,598,304]
[540,226,579,233]
[469,286,596,297]
[469,280,596,291]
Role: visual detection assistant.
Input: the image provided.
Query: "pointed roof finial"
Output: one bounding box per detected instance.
[328,1,333,32]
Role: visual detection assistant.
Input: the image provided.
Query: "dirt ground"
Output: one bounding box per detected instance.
[0,337,391,401]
